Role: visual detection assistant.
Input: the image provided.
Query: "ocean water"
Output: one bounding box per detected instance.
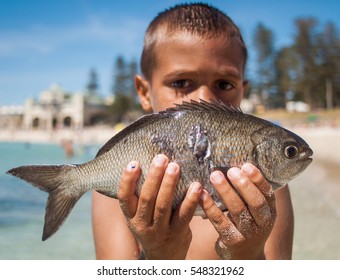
[0,142,99,259]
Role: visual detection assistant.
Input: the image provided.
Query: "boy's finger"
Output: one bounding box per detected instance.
[209,170,246,226]
[136,154,169,224]
[241,163,276,210]
[118,160,140,219]
[172,182,202,229]
[227,167,275,229]
[199,189,241,241]
[154,162,180,227]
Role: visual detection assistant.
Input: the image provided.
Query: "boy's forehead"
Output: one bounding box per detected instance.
[149,36,246,84]
[153,32,244,64]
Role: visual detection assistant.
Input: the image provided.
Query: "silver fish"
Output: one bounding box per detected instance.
[6,99,313,240]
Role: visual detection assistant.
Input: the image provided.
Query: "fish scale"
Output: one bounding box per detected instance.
[6,99,313,240]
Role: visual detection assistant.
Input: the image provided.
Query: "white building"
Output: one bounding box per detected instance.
[2,83,111,131]
[286,101,310,113]
[0,105,24,129]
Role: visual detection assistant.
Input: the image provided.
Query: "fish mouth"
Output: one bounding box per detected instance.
[299,147,313,161]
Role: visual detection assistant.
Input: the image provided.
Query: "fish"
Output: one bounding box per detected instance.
[6,99,313,240]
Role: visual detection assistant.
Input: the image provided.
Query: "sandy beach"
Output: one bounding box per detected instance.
[1,125,339,259]
[287,126,340,259]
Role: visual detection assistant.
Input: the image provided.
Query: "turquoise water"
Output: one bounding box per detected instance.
[0,142,99,259]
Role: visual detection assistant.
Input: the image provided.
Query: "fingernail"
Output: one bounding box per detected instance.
[210,171,224,184]
[166,162,178,174]
[242,163,255,175]
[189,182,202,194]
[228,167,241,178]
[154,154,167,167]
[127,160,138,171]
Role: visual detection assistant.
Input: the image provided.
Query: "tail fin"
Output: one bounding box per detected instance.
[6,164,84,241]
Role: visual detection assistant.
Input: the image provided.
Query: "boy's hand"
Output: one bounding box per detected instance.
[118,154,202,259]
[200,163,277,260]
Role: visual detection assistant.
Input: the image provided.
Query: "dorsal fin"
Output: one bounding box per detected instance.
[96,99,242,158]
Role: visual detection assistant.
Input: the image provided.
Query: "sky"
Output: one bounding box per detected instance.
[1,0,340,106]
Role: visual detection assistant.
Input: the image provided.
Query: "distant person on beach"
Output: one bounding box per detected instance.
[92,3,294,259]
[61,139,74,158]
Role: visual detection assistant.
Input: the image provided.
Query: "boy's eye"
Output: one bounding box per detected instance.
[217,80,233,90]
[170,80,191,88]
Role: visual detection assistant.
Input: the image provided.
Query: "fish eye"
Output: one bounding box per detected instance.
[284,145,299,159]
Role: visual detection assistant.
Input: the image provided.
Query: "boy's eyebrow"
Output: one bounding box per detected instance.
[163,71,198,79]
[215,69,242,80]
[163,68,242,80]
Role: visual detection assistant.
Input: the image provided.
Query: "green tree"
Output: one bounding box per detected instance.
[293,18,319,108]
[86,68,99,96]
[111,56,140,121]
[128,59,138,103]
[274,46,299,106]
[317,21,340,109]
[112,56,138,99]
[112,56,127,96]
[252,17,340,109]
[252,23,277,107]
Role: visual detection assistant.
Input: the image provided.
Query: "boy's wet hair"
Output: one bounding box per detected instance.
[141,3,248,81]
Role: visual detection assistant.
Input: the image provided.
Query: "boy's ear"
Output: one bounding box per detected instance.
[135,75,152,112]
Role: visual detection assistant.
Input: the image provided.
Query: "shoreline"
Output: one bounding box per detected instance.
[0,126,117,146]
[1,125,340,156]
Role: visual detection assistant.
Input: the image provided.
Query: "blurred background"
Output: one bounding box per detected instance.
[0,0,340,259]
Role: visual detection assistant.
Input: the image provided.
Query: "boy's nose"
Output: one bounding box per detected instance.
[196,86,216,102]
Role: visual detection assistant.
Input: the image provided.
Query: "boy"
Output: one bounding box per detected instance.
[92,3,294,259]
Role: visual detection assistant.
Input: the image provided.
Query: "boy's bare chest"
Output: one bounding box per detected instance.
[186,217,220,260]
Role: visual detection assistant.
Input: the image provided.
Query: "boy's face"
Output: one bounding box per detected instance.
[136,33,248,112]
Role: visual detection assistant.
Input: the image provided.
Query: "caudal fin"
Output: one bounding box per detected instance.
[6,164,84,241]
